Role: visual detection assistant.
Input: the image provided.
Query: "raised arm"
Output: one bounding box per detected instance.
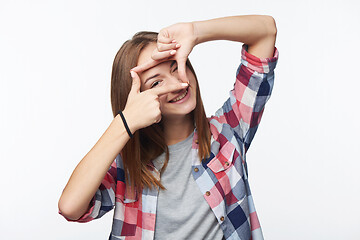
[193,15,277,58]
[194,16,278,152]
[132,15,277,80]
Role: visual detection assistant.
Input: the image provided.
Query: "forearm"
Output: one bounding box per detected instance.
[193,15,277,58]
[58,115,130,220]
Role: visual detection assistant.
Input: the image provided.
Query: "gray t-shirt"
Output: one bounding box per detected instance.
[152,132,224,240]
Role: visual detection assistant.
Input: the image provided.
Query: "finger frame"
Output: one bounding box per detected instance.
[131,52,175,73]
[149,82,189,97]
[157,42,180,52]
[157,34,174,44]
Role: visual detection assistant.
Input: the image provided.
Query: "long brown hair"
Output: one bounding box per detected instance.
[111,31,210,195]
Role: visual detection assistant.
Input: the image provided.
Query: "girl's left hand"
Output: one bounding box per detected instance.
[131,22,197,82]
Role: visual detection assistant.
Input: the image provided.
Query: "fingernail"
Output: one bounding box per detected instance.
[172,39,177,43]
[170,50,176,55]
[130,71,135,78]
[175,43,181,48]
[181,83,188,87]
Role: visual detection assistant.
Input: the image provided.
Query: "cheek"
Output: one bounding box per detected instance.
[190,83,197,99]
[188,75,197,91]
[159,95,168,105]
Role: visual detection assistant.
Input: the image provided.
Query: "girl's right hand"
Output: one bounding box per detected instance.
[131,22,197,83]
[122,70,188,133]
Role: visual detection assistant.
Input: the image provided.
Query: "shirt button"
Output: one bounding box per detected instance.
[220,216,225,221]
[225,162,229,166]
[205,191,211,196]
[195,139,199,144]
[194,167,199,172]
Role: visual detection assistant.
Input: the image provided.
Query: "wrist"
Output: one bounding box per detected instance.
[191,21,202,46]
[121,109,139,135]
[111,115,131,140]
[191,20,215,45]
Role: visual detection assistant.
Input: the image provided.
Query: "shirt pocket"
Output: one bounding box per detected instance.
[207,144,247,205]
[207,141,236,173]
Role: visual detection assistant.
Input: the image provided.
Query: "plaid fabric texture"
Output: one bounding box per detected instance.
[60,44,279,240]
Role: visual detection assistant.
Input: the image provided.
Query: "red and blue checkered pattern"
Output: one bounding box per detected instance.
[60,44,279,240]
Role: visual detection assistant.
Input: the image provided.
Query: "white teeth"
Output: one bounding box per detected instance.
[171,89,188,102]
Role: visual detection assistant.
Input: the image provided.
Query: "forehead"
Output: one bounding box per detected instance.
[137,43,175,84]
[137,43,156,66]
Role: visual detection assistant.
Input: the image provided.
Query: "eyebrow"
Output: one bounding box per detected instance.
[144,74,160,84]
[144,61,177,85]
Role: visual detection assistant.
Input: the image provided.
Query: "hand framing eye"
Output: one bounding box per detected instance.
[131,22,197,84]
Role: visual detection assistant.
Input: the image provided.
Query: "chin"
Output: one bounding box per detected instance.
[162,103,196,118]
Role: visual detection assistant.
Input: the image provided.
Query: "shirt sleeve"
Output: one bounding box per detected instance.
[211,44,279,153]
[59,159,117,223]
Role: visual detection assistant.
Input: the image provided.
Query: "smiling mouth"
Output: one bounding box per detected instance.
[169,88,188,103]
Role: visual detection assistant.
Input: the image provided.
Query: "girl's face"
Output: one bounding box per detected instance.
[137,43,197,120]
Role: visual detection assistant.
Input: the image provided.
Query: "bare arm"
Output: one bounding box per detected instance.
[58,71,188,220]
[58,115,131,220]
[132,15,277,80]
[193,15,277,58]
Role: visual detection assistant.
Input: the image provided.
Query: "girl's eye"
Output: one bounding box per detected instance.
[172,66,178,72]
[151,80,161,88]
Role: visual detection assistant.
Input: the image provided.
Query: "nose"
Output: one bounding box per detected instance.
[164,75,187,97]
[166,74,185,85]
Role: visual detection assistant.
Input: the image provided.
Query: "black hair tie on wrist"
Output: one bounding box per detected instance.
[118,111,133,138]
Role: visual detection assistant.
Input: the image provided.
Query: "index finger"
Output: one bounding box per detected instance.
[131,50,176,73]
[131,59,160,73]
[149,82,189,96]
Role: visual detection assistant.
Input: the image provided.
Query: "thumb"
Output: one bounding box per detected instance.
[129,70,141,96]
[177,59,188,83]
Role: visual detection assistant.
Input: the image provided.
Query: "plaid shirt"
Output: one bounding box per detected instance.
[61,44,279,240]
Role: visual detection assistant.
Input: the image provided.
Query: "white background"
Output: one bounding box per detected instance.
[1,0,360,239]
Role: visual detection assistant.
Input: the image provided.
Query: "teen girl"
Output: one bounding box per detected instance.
[59,15,279,240]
